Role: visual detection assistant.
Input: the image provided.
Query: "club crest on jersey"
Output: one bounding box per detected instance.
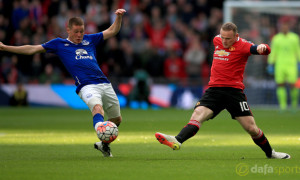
[86,93,92,98]
[75,49,93,60]
[82,40,89,45]
[229,46,235,51]
[215,50,230,56]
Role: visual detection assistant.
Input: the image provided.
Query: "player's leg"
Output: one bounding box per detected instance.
[78,85,104,129]
[276,85,287,111]
[78,84,112,157]
[287,68,298,111]
[92,104,105,129]
[94,83,122,157]
[226,89,289,159]
[155,106,213,150]
[290,85,298,110]
[228,92,270,157]
[98,105,121,157]
[155,88,220,150]
[236,116,272,157]
[108,116,122,127]
[275,67,287,111]
[78,85,105,129]
[102,83,122,127]
[236,116,290,159]
[91,104,114,157]
[175,106,213,143]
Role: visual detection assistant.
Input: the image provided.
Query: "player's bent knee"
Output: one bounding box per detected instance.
[92,104,104,116]
[109,116,122,127]
[245,125,258,135]
[194,106,205,116]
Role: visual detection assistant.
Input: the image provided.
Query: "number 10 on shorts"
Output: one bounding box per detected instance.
[240,101,249,112]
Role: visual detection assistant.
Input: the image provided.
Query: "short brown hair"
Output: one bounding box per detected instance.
[68,17,84,28]
[221,22,238,34]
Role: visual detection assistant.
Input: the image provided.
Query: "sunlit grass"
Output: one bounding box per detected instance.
[1,130,299,147]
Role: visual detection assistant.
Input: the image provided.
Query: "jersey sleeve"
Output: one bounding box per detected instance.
[41,38,59,53]
[87,32,104,46]
[213,35,219,46]
[241,39,253,56]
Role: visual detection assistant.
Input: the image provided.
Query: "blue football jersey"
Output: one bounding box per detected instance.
[42,32,109,93]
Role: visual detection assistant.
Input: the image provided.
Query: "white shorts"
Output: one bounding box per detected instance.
[78,83,121,119]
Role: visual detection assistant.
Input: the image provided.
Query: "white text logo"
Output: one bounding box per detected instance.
[75,49,93,60]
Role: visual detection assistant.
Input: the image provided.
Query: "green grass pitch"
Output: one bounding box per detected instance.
[0,107,300,180]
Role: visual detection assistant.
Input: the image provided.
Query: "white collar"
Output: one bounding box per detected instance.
[66,38,79,45]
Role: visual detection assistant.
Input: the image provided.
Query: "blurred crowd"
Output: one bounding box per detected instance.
[0,0,225,85]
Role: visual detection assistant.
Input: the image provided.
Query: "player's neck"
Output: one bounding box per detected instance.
[67,38,79,45]
[282,31,289,35]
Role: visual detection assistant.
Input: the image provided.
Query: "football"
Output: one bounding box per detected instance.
[96,121,118,143]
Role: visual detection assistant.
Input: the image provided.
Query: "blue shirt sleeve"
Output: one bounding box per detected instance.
[41,38,59,53]
[87,32,104,46]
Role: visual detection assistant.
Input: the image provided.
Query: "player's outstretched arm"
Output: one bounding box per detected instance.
[103,9,126,40]
[0,42,46,55]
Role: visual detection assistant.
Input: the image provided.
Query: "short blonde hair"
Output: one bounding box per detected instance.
[68,17,84,28]
[221,22,238,34]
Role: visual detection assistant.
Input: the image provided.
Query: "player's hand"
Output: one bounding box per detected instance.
[257,44,271,55]
[115,9,126,16]
[0,41,5,51]
[257,44,267,54]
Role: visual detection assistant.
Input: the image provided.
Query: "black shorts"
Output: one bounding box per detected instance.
[195,87,253,119]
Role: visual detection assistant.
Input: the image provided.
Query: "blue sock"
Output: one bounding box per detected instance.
[93,113,104,128]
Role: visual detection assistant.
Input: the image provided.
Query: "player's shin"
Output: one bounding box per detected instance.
[93,113,104,130]
[276,87,287,111]
[251,128,272,158]
[291,87,299,109]
[175,120,200,143]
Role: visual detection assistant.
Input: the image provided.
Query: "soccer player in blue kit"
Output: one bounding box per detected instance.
[0,9,126,157]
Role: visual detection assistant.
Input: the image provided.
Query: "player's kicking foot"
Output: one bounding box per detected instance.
[269,149,290,159]
[155,132,181,150]
[94,141,113,157]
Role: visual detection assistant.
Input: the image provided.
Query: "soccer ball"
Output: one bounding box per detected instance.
[96,121,118,143]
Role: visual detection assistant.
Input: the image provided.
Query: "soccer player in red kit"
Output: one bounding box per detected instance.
[155,22,290,159]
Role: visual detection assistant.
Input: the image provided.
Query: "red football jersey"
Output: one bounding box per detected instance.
[208,35,254,90]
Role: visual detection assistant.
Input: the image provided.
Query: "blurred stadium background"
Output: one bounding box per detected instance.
[0,0,299,109]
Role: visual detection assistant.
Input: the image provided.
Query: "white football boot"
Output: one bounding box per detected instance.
[269,149,290,159]
[155,132,182,150]
[94,142,113,157]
